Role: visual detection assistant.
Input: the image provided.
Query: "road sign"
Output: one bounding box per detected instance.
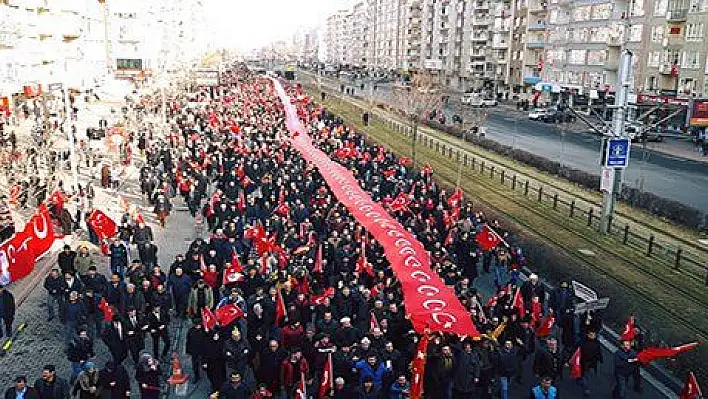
[600,167,615,192]
[605,138,631,168]
[574,297,610,314]
[48,83,63,91]
[572,280,598,302]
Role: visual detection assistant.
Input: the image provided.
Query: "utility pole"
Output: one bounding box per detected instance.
[62,82,78,191]
[599,49,633,234]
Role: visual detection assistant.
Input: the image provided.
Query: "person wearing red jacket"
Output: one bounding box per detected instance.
[279,349,309,396]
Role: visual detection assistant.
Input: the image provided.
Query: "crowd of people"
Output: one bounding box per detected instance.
[1,67,649,399]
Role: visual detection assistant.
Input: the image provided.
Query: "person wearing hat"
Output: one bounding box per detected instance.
[33,365,69,399]
[4,376,39,399]
[75,362,100,399]
[0,284,15,338]
[521,273,545,308]
[57,245,77,276]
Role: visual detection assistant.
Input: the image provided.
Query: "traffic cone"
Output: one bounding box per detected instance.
[167,352,188,385]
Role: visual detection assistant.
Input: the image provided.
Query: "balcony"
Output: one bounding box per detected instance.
[471,34,489,42]
[664,34,685,47]
[470,60,486,67]
[527,23,548,31]
[666,9,688,22]
[475,2,490,10]
[526,41,545,48]
[473,16,491,25]
[658,63,677,75]
[606,35,621,47]
[492,41,509,49]
[528,2,548,13]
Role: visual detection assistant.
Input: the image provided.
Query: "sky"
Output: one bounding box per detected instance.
[203,0,359,51]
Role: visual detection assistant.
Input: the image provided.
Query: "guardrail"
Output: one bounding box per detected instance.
[314,85,708,283]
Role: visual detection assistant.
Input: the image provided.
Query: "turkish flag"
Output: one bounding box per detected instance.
[312,287,335,305]
[389,193,410,212]
[382,169,396,179]
[295,372,307,399]
[369,312,380,332]
[410,334,430,399]
[312,244,323,274]
[237,190,246,212]
[98,297,115,322]
[355,240,374,276]
[476,224,502,251]
[536,315,555,337]
[87,210,118,240]
[215,303,245,326]
[274,202,290,217]
[680,372,702,399]
[275,289,287,327]
[569,347,582,379]
[621,316,636,342]
[319,352,333,399]
[245,224,265,241]
[231,250,244,273]
[222,263,245,285]
[25,204,55,256]
[298,273,310,295]
[398,157,412,167]
[512,288,525,318]
[447,188,464,209]
[0,230,36,283]
[636,342,699,365]
[49,190,66,208]
[202,306,218,331]
[421,164,433,175]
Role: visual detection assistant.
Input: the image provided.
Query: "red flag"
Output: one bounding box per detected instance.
[319,352,333,399]
[443,229,455,247]
[382,169,396,179]
[512,288,525,318]
[222,263,245,285]
[621,316,636,342]
[0,230,36,283]
[98,298,115,322]
[421,164,433,175]
[536,315,555,337]
[87,209,118,240]
[375,147,386,162]
[25,204,55,256]
[486,294,499,308]
[202,306,218,331]
[275,202,290,217]
[231,251,244,273]
[636,342,699,365]
[275,289,287,327]
[312,287,335,305]
[447,188,464,209]
[355,240,374,276]
[389,193,410,212]
[245,224,265,241]
[410,334,429,399]
[237,190,246,212]
[312,244,323,273]
[369,312,381,332]
[569,347,582,379]
[398,156,412,167]
[476,224,502,251]
[680,372,702,399]
[214,303,245,326]
[49,190,66,208]
[295,372,307,399]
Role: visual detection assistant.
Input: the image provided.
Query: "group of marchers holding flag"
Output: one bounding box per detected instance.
[0,66,702,399]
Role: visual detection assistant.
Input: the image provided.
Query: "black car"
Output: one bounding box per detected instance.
[541,107,577,123]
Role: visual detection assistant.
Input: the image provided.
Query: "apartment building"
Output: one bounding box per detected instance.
[638,0,708,97]
[292,27,319,64]
[324,10,352,66]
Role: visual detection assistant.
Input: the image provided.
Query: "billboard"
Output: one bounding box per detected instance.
[195,69,220,86]
[689,99,708,127]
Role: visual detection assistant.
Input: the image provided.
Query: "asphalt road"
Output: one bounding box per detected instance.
[315,76,708,214]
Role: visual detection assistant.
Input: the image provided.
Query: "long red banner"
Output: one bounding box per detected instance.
[0,204,55,285]
[272,80,479,337]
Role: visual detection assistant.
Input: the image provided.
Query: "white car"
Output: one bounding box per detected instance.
[528,108,549,120]
[462,93,497,107]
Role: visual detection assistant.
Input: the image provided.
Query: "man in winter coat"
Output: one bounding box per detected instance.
[578,330,603,396]
[168,268,192,318]
[4,376,39,399]
[67,329,94,385]
[146,304,170,358]
[102,316,128,365]
[533,337,562,383]
[452,340,481,398]
[0,284,15,338]
[97,361,130,398]
[353,354,389,391]
[428,345,456,399]
[43,269,63,321]
[613,340,638,399]
[57,245,77,276]
[107,238,128,277]
[123,307,146,364]
[186,319,207,382]
[498,340,519,399]
[224,328,251,376]
[33,365,70,399]
[218,372,250,399]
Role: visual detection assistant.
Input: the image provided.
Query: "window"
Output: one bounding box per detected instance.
[651,25,665,42]
[549,9,558,23]
[648,51,661,67]
[591,3,612,19]
[116,58,142,70]
[654,0,668,15]
[629,25,643,41]
[689,0,700,11]
[632,0,645,16]
[587,50,606,65]
[645,76,658,90]
[572,6,591,21]
[681,51,700,68]
[569,49,586,64]
[685,23,704,41]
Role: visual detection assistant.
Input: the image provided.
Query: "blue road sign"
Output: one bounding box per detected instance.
[605,138,631,168]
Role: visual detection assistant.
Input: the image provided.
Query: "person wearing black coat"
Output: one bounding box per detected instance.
[202,330,227,392]
[123,308,147,364]
[33,364,70,399]
[4,376,40,399]
[98,362,130,398]
[44,269,64,321]
[186,320,207,382]
[135,357,160,399]
[451,341,481,398]
[146,305,170,358]
[102,317,128,366]
[577,330,603,395]
[218,372,250,399]
[533,337,563,383]
[57,245,77,275]
[427,345,456,399]
[0,285,16,338]
[257,339,286,394]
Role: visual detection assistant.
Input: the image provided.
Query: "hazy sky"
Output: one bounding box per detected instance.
[204,0,359,51]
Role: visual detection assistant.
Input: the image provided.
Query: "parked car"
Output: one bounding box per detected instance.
[541,107,577,123]
[461,93,497,107]
[528,108,549,120]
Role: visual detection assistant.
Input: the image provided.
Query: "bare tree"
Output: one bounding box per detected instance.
[389,71,442,168]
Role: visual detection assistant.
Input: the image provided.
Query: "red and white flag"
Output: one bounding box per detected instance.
[637,342,699,366]
[512,288,525,318]
[295,372,307,399]
[214,303,245,326]
[87,209,117,240]
[275,289,287,327]
[355,240,374,276]
[536,315,555,337]
[680,372,702,399]
[237,190,246,212]
[318,353,333,399]
[569,347,582,379]
[369,312,381,332]
[476,224,502,251]
[202,306,218,331]
[312,287,335,305]
[389,192,410,213]
[98,297,115,322]
[312,244,323,273]
[231,250,244,273]
[222,262,245,285]
[447,188,464,209]
[621,316,636,342]
[410,334,429,399]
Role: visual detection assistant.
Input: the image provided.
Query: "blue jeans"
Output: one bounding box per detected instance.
[500,376,510,399]
[47,294,60,318]
[493,264,508,288]
[614,374,630,398]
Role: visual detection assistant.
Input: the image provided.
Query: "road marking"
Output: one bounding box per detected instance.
[578,249,596,256]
